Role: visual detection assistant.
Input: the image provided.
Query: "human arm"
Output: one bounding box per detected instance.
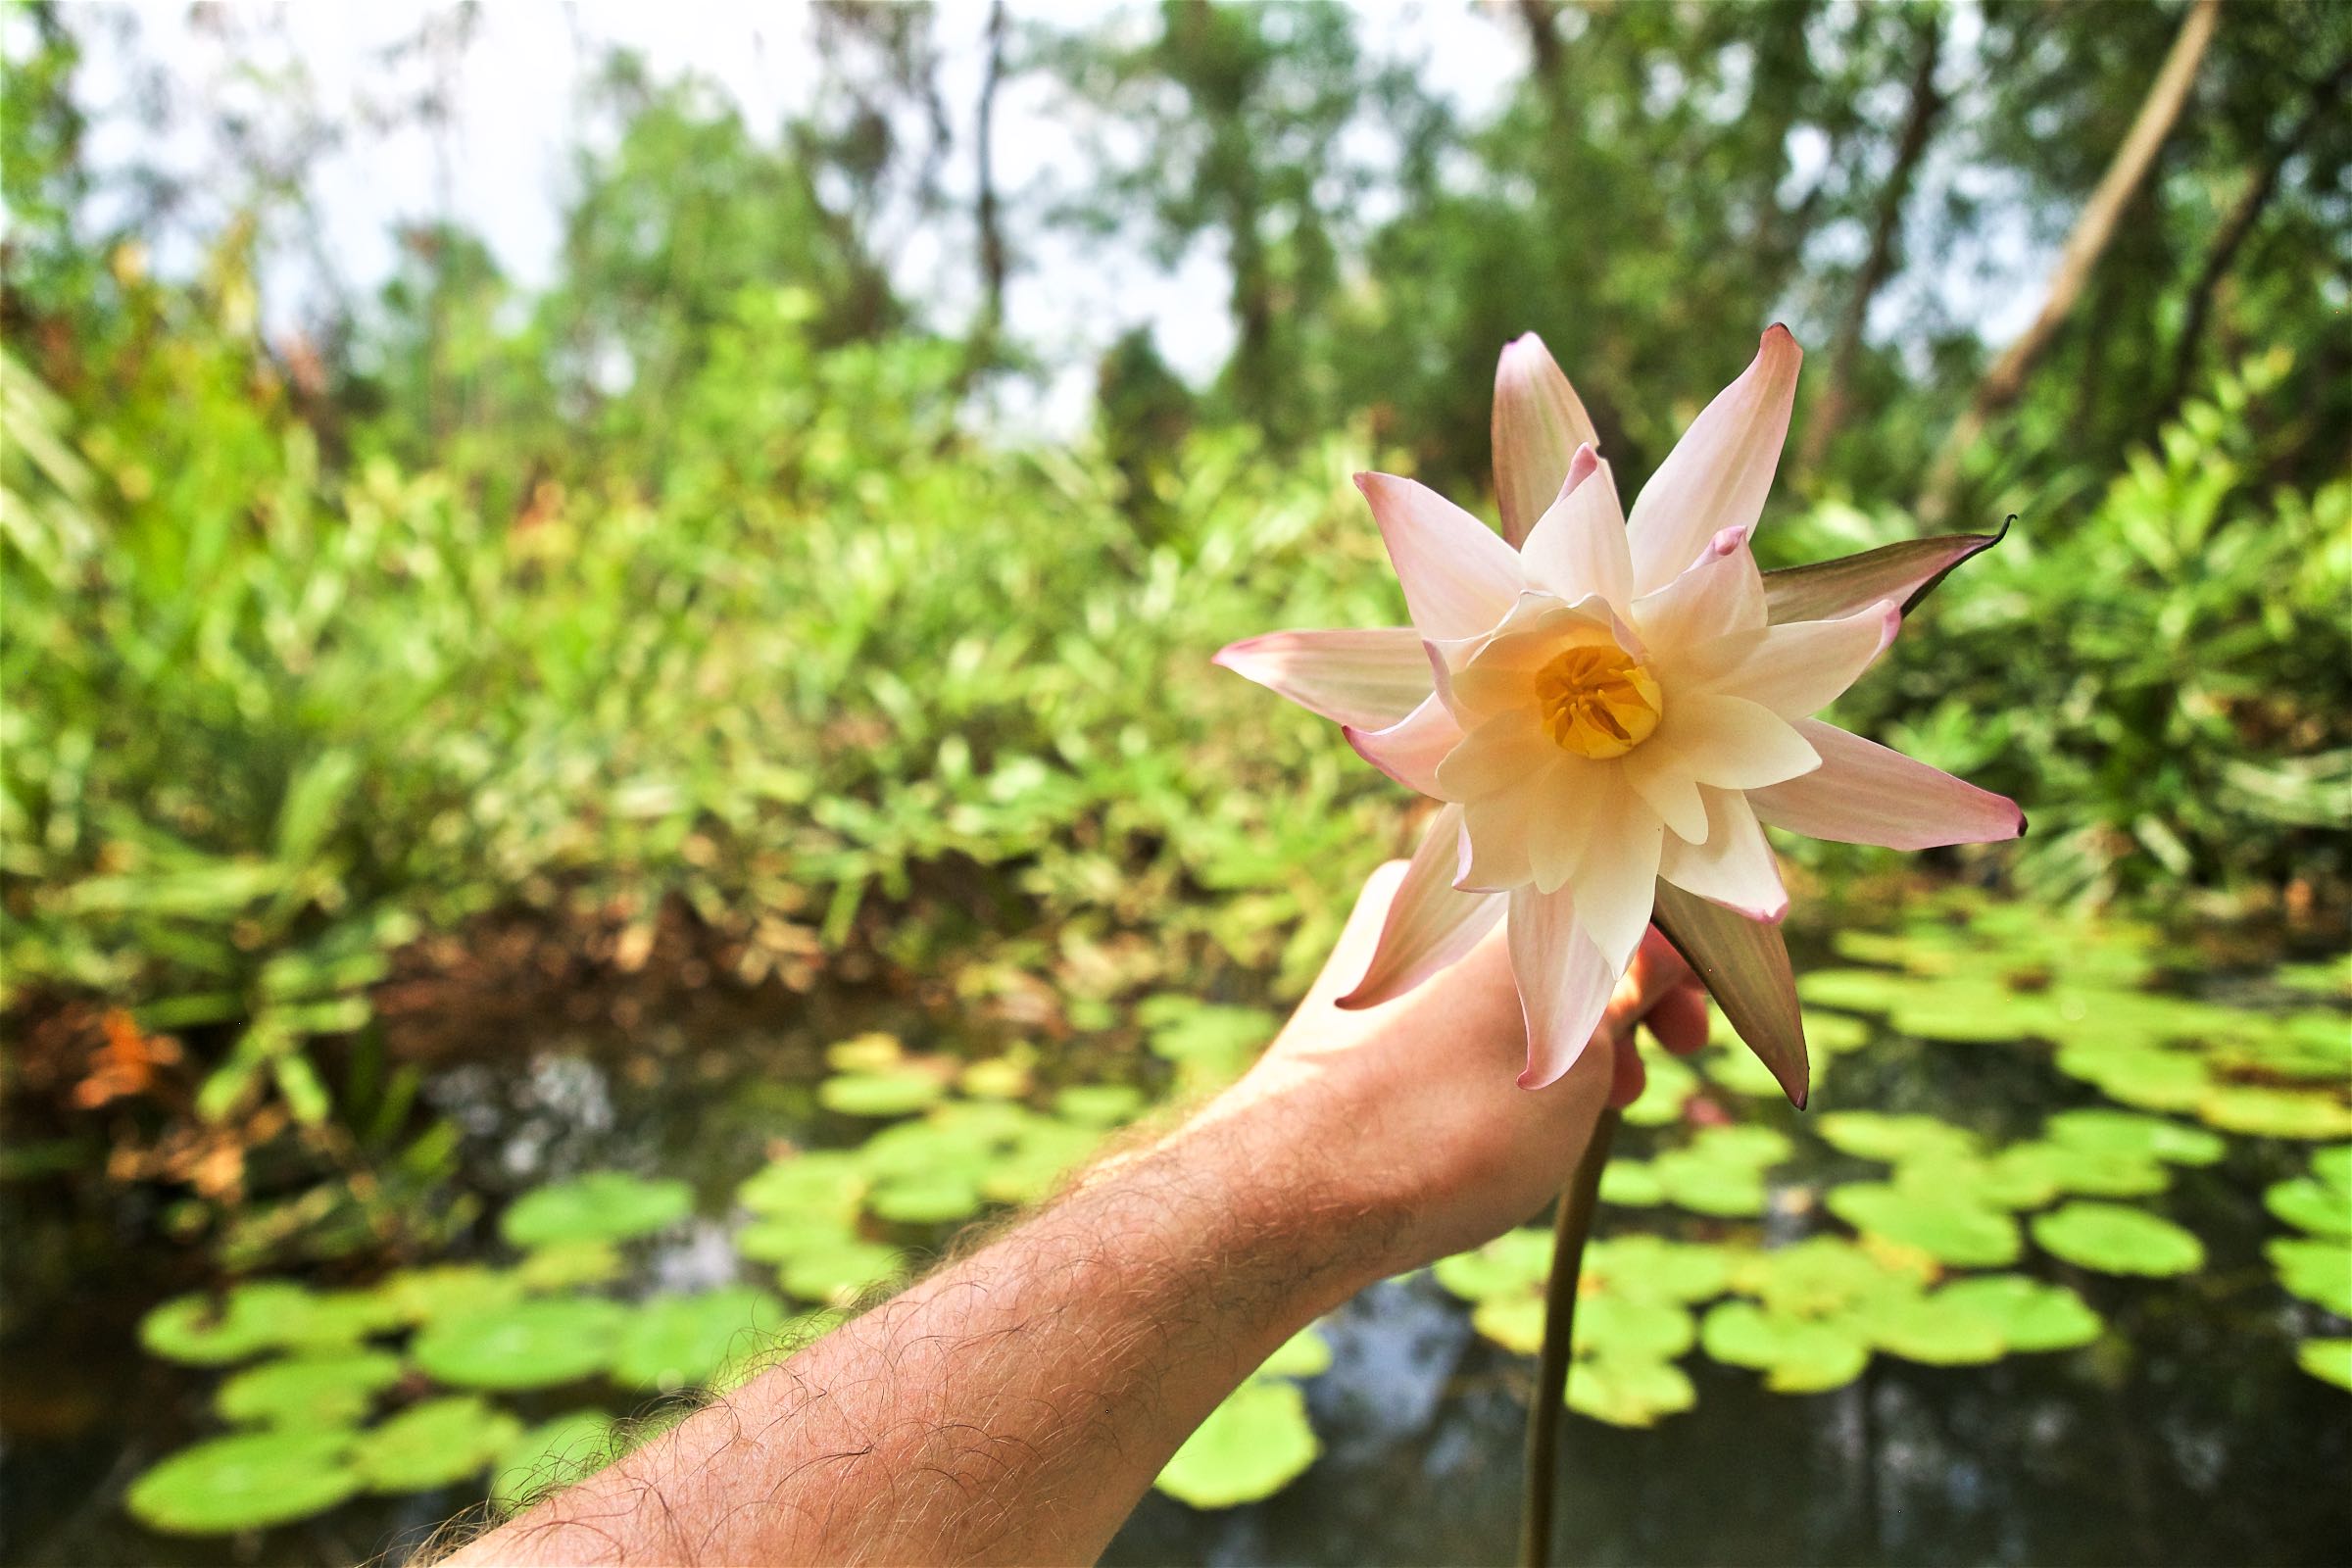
[452,860,1703,1567]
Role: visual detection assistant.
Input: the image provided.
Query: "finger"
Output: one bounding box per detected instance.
[1605,1033,1647,1108]
[1645,982,1711,1056]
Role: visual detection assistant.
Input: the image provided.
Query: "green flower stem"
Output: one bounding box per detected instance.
[1518,1105,1622,1568]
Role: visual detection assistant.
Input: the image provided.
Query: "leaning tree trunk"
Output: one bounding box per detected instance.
[1919,0,2221,522]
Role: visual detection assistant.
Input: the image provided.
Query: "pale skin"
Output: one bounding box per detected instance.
[450,860,1709,1567]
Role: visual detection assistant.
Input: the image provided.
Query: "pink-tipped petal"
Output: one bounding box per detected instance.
[1649,881,1809,1107]
[1716,599,1900,718]
[1520,455,1633,612]
[1355,472,1524,642]
[1658,786,1788,921]
[1561,441,1600,497]
[1508,884,1617,1089]
[1339,806,1507,1009]
[1626,325,1803,594]
[1632,531,1769,652]
[1651,692,1822,791]
[1343,693,1463,796]
[1493,333,1602,548]
[1746,719,2026,849]
[1212,626,1436,729]
[1564,783,1664,969]
[1760,524,2008,625]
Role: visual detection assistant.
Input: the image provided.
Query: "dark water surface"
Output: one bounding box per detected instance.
[5,982,2348,1567]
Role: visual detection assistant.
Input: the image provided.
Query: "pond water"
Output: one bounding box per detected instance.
[3,905,2348,1566]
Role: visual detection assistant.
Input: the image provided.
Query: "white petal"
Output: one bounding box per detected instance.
[1714,600,1900,717]
[1339,806,1507,1008]
[1355,472,1524,641]
[1564,782,1663,968]
[1658,787,1788,921]
[1507,885,1617,1089]
[1344,694,1462,796]
[1492,333,1601,548]
[1626,325,1803,594]
[1620,750,1709,843]
[1633,531,1768,657]
[1747,720,2027,849]
[1435,712,1552,802]
[1648,692,1821,791]
[1212,627,1436,729]
[1520,456,1633,612]
[1457,767,1560,891]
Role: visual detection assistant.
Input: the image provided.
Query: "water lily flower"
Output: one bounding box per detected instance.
[1217,327,2022,1095]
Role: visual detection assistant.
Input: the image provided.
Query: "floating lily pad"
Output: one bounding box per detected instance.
[1743,1236,1925,1319]
[2032,1201,2205,1277]
[141,1282,322,1366]
[1621,1052,1698,1127]
[977,1121,1102,1206]
[501,1172,693,1249]
[1574,1294,1695,1362]
[1260,1327,1334,1379]
[734,1213,860,1264]
[281,1291,408,1348]
[1797,969,1910,1013]
[1650,1148,1767,1217]
[1933,1275,2104,1352]
[1054,1084,1146,1127]
[2275,960,2350,999]
[351,1395,525,1494]
[1470,1295,1546,1355]
[1139,999,1275,1076]
[1598,1159,1665,1206]
[1588,1236,1740,1304]
[1699,1041,1789,1099]
[126,1430,362,1535]
[1567,1354,1695,1427]
[1863,1294,2008,1366]
[868,1172,986,1226]
[2197,1086,2352,1141]
[612,1288,793,1392]
[777,1239,906,1305]
[1806,1011,1872,1054]
[2264,1177,2352,1239]
[2267,1236,2352,1316]
[1815,1112,1981,1164]
[825,1032,905,1072]
[492,1411,615,1508]
[516,1241,626,1292]
[1995,1139,2171,1200]
[737,1152,866,1218]
[1827,1183,2021,1267]
[818,1071,946,1118]
[2055,1044,2212,1112]
[1895,1151,2060,1212]
[2297,1338,2352,1392]
[1433,1229,1552,1303]
[958,1055,1035,1100]
[1154,1377,1318,1508]
[217,1350,404,1428]
[2315,1145,2352,1193]
[412,1298,627,1390]
[376,1265,528,1325]
[2045,1109,2226,1167]
[1700,1301,1870,1394]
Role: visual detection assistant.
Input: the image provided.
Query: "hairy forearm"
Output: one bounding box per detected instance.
[462,1103,1393,1566]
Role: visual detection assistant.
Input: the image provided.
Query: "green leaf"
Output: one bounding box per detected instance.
[867,1171,986,1226]
[411,1298,627,1390]
[375,1265,527,1326]
[2032,1201,2206,1277]
[1743,1236,1926,1320]
[1699,1301,1870,1394]
[1566,1354,1695,1428]
[2044,1109,2225,1167]
[1053,1083,1146,1127]
[217,1350,404,1429]
[1760,527,2007,625]
[126,1431,362,1536]
[737,1152,866,1218]
[777,1239,906,1306]
[1826,1183,2021,1267]
[1153,1378,1319,1508]
[1864,1294,2009,1366]
[1815,1111,1981,1164]
[351,1396,526,1494]
[1259,1326,1334,1380]
[2296,1338,2352,1393]
[1932,1276,2104,1353]
[818,1071,947,1118]
[1650,880,1807,1107]
[1574,1294,1696,1362]
[612,1288,794,1393]
[1431,1228,1553,1303]
[2267,1236,2352,1316]
[140,1282,318,1366]
[2197,1086,2352,1140]
[1620,1051,1697,1127]
[516,1241,626,1292]
[500,1171,693,1249]
[1587,1236,1740,1304]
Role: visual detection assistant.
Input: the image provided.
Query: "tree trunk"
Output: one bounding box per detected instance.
[2165,52,2351,412]
[1920,0,2221,521]
[1518,0,1566,104]
[971,0,1011,364]
[1801,12,1945,470]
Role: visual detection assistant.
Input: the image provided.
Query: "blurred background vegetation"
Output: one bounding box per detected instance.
[1,1,2347,1561]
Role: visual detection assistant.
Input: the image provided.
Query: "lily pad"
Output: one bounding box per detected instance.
[1797,968,1911,1014]
[868,1172,987,1226]
[1650,1149,1767,1217]
[1933,1275,2104,1352]
[818,1071,946,1118]
[1827,1183,2021,1268]
[1995,1140,2171,1200]
[1054,1084,1146,1127]
[492,1411,615,1508]
[1700,1041,1790,1099]
[1260,1327,1334,1380]
[977,1121,1102,1206]
[2197,1086,2352,1141]
[825,1032,905,1072]
[351,1395,525,1494]
[1432,1229,1552,1303]
[126,1430,362,1535]
[958,1055,1035,1100]
[737,1152,866,1218]
[1806,1011,1872,1054]
[1815,1111,1981,1164]
[1154,1377,1318,1508]
[2045,1108,2226,1166]
[376,1265,527,1326]
[140,1282,322,1366]
[1895,1151,2060,1212]
[2055,1044,2212,1112]
[217,1350,405,1428]
[500,1171,693,1249]
[1574,1294,1696,1362]
[1567,1354,1695,1427]
[612,1287,793,1392]
[1470,1295,1546,1355]
[1587,1236,1740,1304]
[734,1213,861,1264]
[778,1239,906,1305]
[1621,1051,1697,1127]
[1700,1301,1870,1393]
[2264,1176,2352,1239]
[516,1241,626,1292]
[2032,1201,2205,1277]
[2296,1338,2352,1392]
[2267,1236,2352,1316]
[1863,1294,2008,1366]
[412,1298,627,1390]
[1598,1159,1665,1206]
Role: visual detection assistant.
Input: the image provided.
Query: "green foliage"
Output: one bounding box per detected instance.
[124,1431,363,1537]
[1152,1324,1333,1510]
[499,1173,694,1250]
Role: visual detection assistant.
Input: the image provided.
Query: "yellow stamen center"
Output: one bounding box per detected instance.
[1534,644,1663,759]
